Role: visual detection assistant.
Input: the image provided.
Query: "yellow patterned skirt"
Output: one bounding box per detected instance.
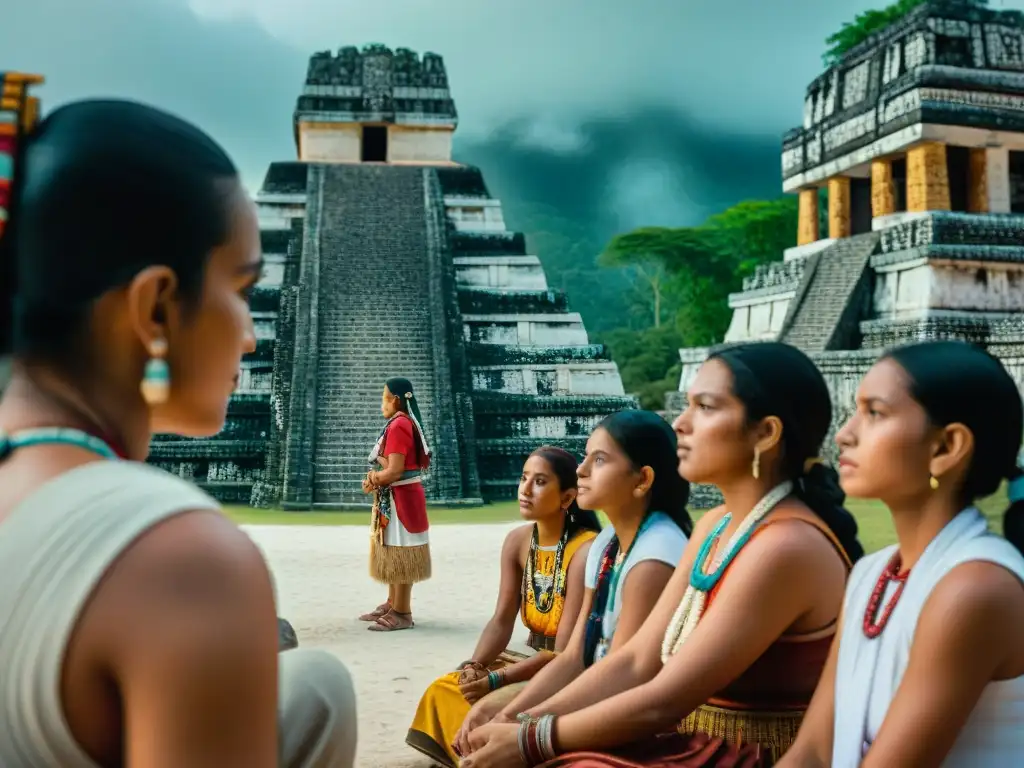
[406,649,531,767]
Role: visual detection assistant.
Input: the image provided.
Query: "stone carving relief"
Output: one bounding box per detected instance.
[823,111,876,154]
[741,259,807,292]
[842,61,871,110]
[904,31,929,70]
[883,41,904,84]
[986,24,1024,71]
[972,22,987,67]
[361,50,393,113]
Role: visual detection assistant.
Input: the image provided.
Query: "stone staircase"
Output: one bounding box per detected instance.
[779,232,881,353]
[309,165,446,507]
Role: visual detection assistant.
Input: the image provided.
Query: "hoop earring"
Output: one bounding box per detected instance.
[140,338,170,405]
[929,475,939,491]
[752,447,761,480]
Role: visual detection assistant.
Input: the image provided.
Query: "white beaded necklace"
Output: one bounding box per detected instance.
[660,481,793,663]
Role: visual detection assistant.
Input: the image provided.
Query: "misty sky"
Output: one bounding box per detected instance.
[7,0,1024,232]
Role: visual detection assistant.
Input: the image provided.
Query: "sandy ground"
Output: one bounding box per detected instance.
[243,522,532,768]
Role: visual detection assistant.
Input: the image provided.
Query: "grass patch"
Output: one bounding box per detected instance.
[224,501,522,527]
[224,490,1010,555]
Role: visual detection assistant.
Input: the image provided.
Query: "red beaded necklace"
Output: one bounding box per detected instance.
[862,551,910,639]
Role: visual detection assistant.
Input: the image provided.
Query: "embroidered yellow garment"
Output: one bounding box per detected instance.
[405,530,595,767]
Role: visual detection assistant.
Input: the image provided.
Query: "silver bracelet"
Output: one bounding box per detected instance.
[517,717,531,763]
[537,714,557,760]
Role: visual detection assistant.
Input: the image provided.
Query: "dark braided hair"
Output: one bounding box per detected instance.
[385,377,431,470]
[708,342,864,564]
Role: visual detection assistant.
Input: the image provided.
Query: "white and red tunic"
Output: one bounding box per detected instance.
[374,412,429,547]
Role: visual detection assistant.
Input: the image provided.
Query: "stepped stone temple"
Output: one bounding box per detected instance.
[674,0,1024,498]
[148,44,636,508]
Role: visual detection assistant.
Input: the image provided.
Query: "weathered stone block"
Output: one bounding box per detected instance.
[871,159,896,218]
[906,142,951,213]
[968,147,989,213]
[828,177,852,239]
[797,189,819,245]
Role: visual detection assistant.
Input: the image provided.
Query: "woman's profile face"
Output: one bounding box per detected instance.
[835,357,935,502]
[518,454,574,522]
[672,358,755,485]
[150,182,261,437]
[381,386,400,419]
[576,427,639,514]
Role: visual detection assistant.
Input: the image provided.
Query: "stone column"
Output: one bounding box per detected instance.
[828,176,851,239]
[968,148,988,213]
[985,147,1011,213]
[871,159,896,217]
[906,142,950,212]
[797,189,819,245]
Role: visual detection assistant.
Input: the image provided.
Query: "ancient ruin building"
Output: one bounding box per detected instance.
[149,45,635,507]
[677,0,1024,471]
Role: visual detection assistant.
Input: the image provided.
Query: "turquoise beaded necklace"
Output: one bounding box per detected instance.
[604,512,658,610]
[0,427,120,460]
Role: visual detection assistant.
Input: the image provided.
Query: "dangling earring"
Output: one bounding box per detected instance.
[929,475,939,490]
[752,447,761,480]
[140,338,170,405]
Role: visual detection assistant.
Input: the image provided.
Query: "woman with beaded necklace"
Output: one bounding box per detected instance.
[462,341,864,767]
[0,96,356,766]
[453,410,692,757]
[780,340,1024,767]
[406,446,599,767]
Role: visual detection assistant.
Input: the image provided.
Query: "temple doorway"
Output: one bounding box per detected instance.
[851,177,872,234]
[361,125,387,162]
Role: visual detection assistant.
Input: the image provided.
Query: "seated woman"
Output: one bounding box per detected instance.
[406,446,600,766]
[0,98,355,766]
[454,410,692,756]
[780,340,1024,768]
[461,341,864,767]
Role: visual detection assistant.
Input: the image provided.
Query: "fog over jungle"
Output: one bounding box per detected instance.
[9,0,1013,327]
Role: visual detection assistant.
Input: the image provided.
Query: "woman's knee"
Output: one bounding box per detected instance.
[280,650,357,767]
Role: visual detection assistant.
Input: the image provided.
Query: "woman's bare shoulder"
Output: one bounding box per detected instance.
[85,509,275,662]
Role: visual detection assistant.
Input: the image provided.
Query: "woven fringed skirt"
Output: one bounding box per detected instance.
[369,483,431,585]
[538,703,804,767]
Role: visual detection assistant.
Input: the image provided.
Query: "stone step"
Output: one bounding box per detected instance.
[779,232,880,353]
[304,164,462,501]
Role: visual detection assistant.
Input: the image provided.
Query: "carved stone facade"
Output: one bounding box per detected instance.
[295,45,459,165]
[680,1,1024,505]
[149,45,636,507]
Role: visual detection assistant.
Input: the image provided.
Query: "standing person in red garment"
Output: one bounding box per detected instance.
[360,376,432,631]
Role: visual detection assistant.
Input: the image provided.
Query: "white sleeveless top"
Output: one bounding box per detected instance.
[0,461,220,768]
[832,508,1024,767]
[583,512,687,663]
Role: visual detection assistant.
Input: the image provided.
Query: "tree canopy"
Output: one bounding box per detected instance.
[596,196,798,408]
[822,0,930,67]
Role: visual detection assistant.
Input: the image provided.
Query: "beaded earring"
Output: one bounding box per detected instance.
[140,338,170,405]
[752,447,761,480]
[929,475,939,490]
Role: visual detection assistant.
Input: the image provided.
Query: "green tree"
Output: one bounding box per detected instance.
[598,228,672,328]
[822,0,950,67]
[596,196,799,408]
